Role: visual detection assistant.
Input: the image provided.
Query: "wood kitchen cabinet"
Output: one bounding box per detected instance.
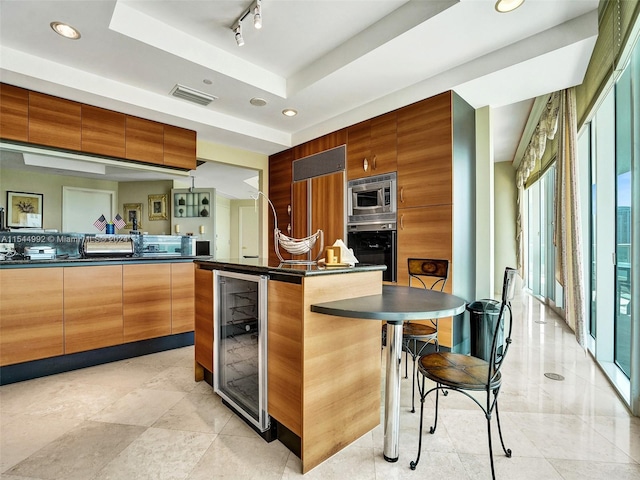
[396,92,453,208]
[0,82,196,171]
[63,265,123,353]
[29,91,82,150]
[294,129,346,159]
[0,268,64,366]
[125,116,164,165]
[123,263,172,342]
[81,105,126,158]
[395,91,475,351]
[0,83,29,142]
[171,262,195,334]
[164,125,196,170]
[194,265,214,373]
[346,112,397,181]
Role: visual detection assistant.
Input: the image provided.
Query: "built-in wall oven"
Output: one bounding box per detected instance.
[347,172,398,282]
[347,223,397,283]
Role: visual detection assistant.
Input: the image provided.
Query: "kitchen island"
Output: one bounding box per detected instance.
[194,258,386,474]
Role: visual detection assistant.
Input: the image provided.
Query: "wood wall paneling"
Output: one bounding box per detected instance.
[267,280,302,435]
[123,263,171,342]
[300,272,381,473]
[268,148,295,264]
[171,262,195,334]
[28,91,82,150]
[63,265,123,353]
[0,83,29,141]
[164,125,197,170]
[125,116,164,165]
[81,105,126,158]
[194,266,214,372]
[0,268,64,366]
[292,180,308,241]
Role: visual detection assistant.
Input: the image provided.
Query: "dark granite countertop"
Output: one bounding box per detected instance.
[195,257,386,277]
[0,255,204,268]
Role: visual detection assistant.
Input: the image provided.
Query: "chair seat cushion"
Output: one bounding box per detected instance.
[417,352,501,390]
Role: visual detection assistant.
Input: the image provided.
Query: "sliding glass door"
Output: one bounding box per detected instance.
[614,58,633,378]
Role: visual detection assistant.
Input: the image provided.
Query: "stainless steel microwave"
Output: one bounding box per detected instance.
[347,172,397,225]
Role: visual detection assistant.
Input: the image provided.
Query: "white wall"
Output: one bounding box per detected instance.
[494,162,518,293]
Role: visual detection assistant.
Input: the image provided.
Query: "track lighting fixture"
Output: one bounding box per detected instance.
[253,0,262,29]
[230,0,263,46]
[233,23,244,46]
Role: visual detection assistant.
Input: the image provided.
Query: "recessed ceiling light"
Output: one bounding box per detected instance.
[282,109,297,117]
[495,0,524,13]
[250,97,267,107]
[50,21,81,39]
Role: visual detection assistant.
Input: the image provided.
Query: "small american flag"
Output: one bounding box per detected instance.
[93,214,107,231]
[113,214,126,230]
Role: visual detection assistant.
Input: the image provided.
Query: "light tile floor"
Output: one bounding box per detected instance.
[1,290,639,479]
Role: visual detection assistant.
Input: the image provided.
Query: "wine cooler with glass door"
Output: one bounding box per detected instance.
[213,270,272,436]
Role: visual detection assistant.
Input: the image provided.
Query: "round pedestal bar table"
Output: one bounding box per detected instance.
[311,284,466,462]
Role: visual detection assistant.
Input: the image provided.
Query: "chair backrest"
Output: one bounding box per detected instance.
[488,267,517,385]
[408,258,449,291]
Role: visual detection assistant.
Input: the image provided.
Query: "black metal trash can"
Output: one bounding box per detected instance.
[466,299,502,361]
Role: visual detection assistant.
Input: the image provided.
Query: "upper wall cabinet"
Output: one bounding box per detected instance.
[29,91,82,151]
[294,129,347,160]
[125,116,164,166]
[396,92,453,208]
[0,83,197,171]
[164,125,196,170]
[81,105,126,158]
[347,112,396,181]
[0,84,29,142]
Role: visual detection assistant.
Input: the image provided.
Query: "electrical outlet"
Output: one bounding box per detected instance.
[0,243,15,252]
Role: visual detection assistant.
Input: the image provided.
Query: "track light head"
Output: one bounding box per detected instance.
[233,23,244,46]
[253,0,262,29]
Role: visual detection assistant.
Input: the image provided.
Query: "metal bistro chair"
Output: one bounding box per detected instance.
[382,258,450,413]
[410,267,517,480]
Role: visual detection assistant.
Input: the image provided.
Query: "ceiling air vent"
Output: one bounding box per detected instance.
[169,84,217,106]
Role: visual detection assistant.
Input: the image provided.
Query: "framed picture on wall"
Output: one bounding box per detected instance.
[123,203,142,230]
[148,194,168,221]
[6,191,43,228]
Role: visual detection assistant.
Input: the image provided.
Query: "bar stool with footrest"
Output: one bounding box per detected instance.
[409,267,517,479]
